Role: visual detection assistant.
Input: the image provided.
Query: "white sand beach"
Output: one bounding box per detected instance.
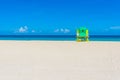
[0,41,120,80]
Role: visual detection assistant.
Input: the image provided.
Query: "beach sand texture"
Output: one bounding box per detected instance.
[0,41,120,80]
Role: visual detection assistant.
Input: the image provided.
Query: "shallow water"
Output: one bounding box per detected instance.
[0,35,119,41]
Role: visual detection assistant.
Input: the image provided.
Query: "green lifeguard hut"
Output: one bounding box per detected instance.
[76,27,89,42]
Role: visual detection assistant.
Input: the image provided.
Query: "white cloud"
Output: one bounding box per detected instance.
[54,29,59,32]
[18,26,28,33]
[31,30,43,33]
[64,29,70,33]
[104,26,120,32]
[54,28,70,33]
[60,29,64,32]
[32,30,35,33]
[14,26,44,34]
[110,26,120,30]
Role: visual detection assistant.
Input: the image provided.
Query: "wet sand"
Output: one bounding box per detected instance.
[0,41,119,80]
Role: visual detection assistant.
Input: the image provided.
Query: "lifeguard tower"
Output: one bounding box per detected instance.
[76,27,89,42]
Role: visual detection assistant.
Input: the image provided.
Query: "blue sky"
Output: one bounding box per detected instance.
[0,0,120,35]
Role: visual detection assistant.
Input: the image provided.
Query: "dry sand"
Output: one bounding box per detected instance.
[0,41,120,80]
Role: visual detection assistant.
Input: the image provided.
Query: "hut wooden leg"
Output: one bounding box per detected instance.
[86,37,89,41]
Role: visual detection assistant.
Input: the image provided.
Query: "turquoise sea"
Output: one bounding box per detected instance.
[0,35,120,41]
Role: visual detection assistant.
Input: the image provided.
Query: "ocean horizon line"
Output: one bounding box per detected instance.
[0,35,119,41]
[0,35,120,38]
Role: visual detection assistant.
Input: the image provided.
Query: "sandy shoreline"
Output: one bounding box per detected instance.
[0,41,120,80]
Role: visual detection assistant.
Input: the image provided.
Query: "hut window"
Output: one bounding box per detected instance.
[82,30,84,32]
